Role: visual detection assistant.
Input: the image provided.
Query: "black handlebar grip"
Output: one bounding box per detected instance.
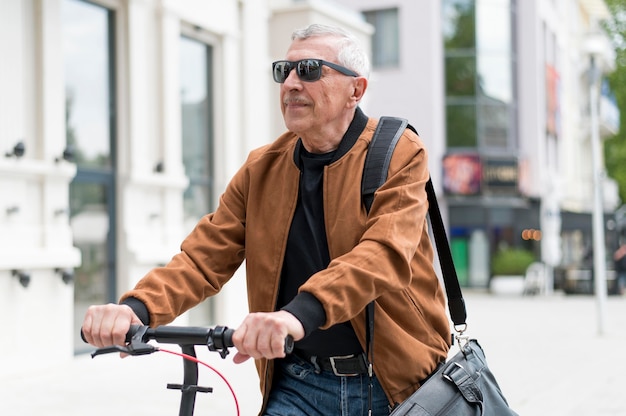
[222,329,294,354]
[222,328,235,347]
[80,325,142,344]
[126,324,142,342]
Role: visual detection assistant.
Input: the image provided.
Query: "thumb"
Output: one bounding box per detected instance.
[232,352,251,365]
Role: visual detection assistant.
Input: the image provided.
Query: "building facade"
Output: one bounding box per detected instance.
[0,0,372,373]
[336,0,619,291]
[0,0,618,371]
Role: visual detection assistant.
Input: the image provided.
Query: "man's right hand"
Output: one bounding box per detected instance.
[231,310,304,364]
[81,303,143,348]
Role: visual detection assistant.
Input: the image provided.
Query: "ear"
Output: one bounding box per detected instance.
[351,76,368,104]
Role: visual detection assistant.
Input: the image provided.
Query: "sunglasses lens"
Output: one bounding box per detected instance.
[297,59,322,82]
[273,61,292,83]
[272,60,323,83]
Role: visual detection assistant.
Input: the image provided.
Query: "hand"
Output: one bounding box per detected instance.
[81,303,143,348]
[231,310,304,364]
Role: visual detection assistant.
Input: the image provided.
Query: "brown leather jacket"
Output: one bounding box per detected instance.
[121,115,450,409]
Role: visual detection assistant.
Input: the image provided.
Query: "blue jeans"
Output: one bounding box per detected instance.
[263,353,390,416]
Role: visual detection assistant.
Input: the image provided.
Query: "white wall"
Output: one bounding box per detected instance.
[0,0,80,374]
[0,0,274,370]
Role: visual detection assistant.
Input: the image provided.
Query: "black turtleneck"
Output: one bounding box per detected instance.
[279,108,368,357]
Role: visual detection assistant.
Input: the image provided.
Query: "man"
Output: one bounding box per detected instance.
[82,24,450,415]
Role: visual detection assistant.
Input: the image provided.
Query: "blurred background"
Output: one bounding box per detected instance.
[1,0,626,400]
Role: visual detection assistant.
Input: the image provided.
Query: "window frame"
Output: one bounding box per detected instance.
[363,7,400,69]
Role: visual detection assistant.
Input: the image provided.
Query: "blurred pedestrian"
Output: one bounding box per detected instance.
[613,243,626,295]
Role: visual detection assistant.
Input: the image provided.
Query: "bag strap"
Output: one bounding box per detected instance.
[362,117,410,210]
[362,116,467,327]
[362,118,409,410]
[361,116,468,413]
[362,117,467,414]
[425,179,467,327]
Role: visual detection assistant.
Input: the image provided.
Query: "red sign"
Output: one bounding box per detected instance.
[442,154,482,195]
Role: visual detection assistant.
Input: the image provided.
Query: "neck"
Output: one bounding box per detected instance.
[299,112,355,154]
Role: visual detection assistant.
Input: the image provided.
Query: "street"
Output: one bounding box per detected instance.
[2,291,625,415]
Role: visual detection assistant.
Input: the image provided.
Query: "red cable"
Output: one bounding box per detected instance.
[158,348,241,416]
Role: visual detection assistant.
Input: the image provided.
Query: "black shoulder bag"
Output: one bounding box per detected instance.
[362,116,518,416]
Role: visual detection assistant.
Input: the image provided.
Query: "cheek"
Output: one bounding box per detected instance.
[318,83,350,111]
[278,89,288,112]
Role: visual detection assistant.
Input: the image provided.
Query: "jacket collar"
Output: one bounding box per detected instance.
[293,107,369,166]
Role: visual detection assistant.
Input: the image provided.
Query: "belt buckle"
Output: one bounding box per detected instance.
[329,354,359,377]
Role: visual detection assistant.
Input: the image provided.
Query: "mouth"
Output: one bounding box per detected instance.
[283,97,309,108]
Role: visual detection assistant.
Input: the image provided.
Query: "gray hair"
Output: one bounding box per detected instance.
[291,24,370,79]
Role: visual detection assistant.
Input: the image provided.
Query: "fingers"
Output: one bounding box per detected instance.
[82,304,140,347]
[231,310,304,363]
[234,315,283,360]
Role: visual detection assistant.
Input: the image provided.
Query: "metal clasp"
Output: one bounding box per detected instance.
[453,324,469,349]
[454,334,470,350]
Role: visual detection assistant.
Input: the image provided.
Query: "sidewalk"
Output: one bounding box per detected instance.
[1,340,263,416]
[462,291,626,415]
[2,291,625,415]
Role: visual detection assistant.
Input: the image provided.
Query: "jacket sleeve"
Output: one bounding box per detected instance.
[119,156,254,327]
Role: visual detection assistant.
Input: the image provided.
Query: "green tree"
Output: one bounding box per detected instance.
[603,0,626,205]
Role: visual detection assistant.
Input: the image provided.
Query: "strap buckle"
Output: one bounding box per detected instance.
[442,362,465,383]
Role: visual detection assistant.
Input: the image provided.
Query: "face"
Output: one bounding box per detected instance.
[279,36,365,140]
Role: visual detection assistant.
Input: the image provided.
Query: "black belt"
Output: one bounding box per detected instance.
[299,352,370,376]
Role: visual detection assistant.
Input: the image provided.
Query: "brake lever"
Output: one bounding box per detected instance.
[91,345,128,358]
[91,325,157,358]
[91,341,157,358]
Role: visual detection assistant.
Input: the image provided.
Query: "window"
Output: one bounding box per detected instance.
[63,0,114,169]
[62,0,117,353]
[179,33,216,326]
[443,0,516,150]
[443,0,478,148]
[475,0,514,149]
[443,0,476,50]
[364,8,399,68]
[446,102,477,147]
[445,53,477,96]
[180,36,214,222]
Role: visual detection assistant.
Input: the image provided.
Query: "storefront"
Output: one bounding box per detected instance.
[443,153,542,287]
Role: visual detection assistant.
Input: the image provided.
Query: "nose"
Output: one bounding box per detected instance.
[282,68,302,89]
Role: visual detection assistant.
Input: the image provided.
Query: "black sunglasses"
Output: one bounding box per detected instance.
[272,59,359,83]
